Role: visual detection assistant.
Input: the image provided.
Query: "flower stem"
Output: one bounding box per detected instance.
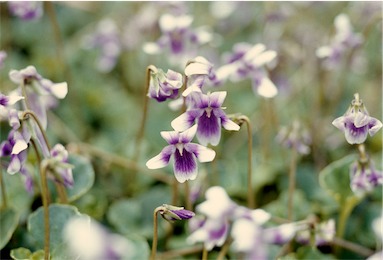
[171,178,179,206]
[336,195,360,240]
[184,181,192,210]
[150,206,162,260]
[238,115,254,208]
[217,238,232,260]
[0,169,7,209]
[202,247,208,260]
[40,161,51,260]
[287,148,298,221]
[332,237,374,257]
[22,110,51,151]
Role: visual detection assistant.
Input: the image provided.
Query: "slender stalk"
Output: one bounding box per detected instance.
[22,110,51,151]
[184,181,192,210]
[336,196,360,240]
[40,161,51,260]
[135,65,157,158]
[150,206,161,260]
[287,149,298,221]
[157,245,203,259]
[202,247,208,260]
[171,178,179,206]
[0,169,7,209]
[238,115,254,208]
[332,237,374,257]
[217,238,232,260]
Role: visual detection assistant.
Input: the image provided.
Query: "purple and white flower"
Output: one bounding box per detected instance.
[82,19,122,73]
[159,204,195,222]
[8,1,43,21]
[316,13,363,69]
[0,92,24,120]
[216,43,278,98]
[350,160,382,196]
[143,14,212,66]
[45,144,74,188]
[276,120,312,155]
[171,91,240,146]
[147,68,183,102]
[332,93,382,145]
[64,216,133,260]
[146,125,215,183]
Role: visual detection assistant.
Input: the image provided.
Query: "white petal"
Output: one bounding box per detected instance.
[209,91,227,107]
[332,116,345,131]
[143,42,161,54]
[186,143,216,163]
[146,146,174,169]
[9,70,22,84]
[257,77,278,98]
[171,113,195,132]
[368,118,383,137]
[159,14,177,32]
[243,44,266,63]
[251,50,277,67]
[160,131,179,144]
[12,139,28,155]
[250,209,271,225]
[50,82,68,99]
[316,46,332,58]
[7,94,24,105]
[7,156,21,175]
[179,124,198,143]
[182,85,201,97]
[222,119,240,131]
[185,62,210,76]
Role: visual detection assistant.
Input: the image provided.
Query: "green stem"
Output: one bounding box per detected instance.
[332,237,374,257]
[287,149,298,221]
[0,169,7,209]
[40,162,50,260]
[150,207,161,260]
[202,247,208,260]
[184,181,192,210]
[156,245,203,259]
[171,178,179,206]
[22,110,51,151]
[217,238,232,260]
[238,115,254,208]
[337,196,360,240]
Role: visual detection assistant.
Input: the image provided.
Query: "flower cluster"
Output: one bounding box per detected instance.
[350,159,382,196]
[316,13,363,69]
[276,120,312,155]
[146,57,240,183]
[8,1,43,21]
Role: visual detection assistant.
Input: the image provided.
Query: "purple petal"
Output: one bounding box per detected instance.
[197,111,221,146]
[7,154,21,175]
[344,121,368,144]
[146,145,175,169]
[173,148,197,183]
[160,131,180,145]
[208,91,226,108]
[179,124,197,144]
[368,117,382,137]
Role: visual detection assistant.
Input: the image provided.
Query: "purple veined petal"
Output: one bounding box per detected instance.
[171,109,202,132]
[173,148,198,183]
[190,91,209,109]
[184,143,215,163]
[205,219,229,250]
[208,91,226,108]
[255,77,278,98]
[146,145,175,169]
[160,131,180,145]
[344,119,369,144]
[368,117,383,137]
[7,154,21,175]
[354,111,370,128]
[197,111,221,146]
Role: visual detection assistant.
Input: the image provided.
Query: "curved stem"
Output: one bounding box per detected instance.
[337,196,360,240]
[238,115,254,208]
[202,247,208,260]
[21,110,51,152]
[288,149,298,221]
[217,238,232,260]
[332,237,374,257]
[184,181,191,210]
[150,206,162,260]
[40,161,51,260]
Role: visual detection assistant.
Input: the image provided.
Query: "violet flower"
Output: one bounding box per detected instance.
[171,91,240,146]
[146,125,215,183]
[82,19,122,73]
[63,216,133,260]
[216,43,278,98]
[143,14,212,66]
[44,144,74,188]
[276,120,312,155]
[158,204,195,223]
[332,93,382,145]
[147,67,183,102]
[0,92,24,120]
[316,13,363,69]
[296,219,336,246]
[8,1,43,21]
[350,160,382,196]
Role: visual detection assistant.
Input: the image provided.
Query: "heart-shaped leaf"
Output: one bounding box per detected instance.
[0,208,19,250]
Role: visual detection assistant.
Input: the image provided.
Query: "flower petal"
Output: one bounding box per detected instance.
[173,149,198,183]
[179,124,198,143]
[344,122,368,144]
[160,131,180,145]
[171,110,201,132]
[185,143,215,163]
[243,44,266,64]
[50,82,68,99]
[7,155,21,175]
[255,77,278,98]
[146,145,175,169]
[368,117,383,137]
[332,116,345,131]
[209,91,226,108]
[197,111,221,146]
[251,50,277,67]
[221,117,240,131]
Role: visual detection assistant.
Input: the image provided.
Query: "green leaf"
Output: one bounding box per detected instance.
[30,250,45,260]
[319,154,357,204]
[125,234,150,260]
[27,204,82,253]
[0,208,19,250]
[296,246,335,259]
[107,199,143,235]
[10,247,32,260]
[66,154,95,202]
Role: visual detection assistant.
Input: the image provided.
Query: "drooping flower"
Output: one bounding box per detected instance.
[63,216,133,260]
[147,67,183,102]
[350,159,382,196]
[143,14,212,66]
[158,204,195,223]
[0,92,24,120]
[171,91,240,146]
[332,93,382,145]
[215,43,278,98]
[43,143,74,188]
[82,19,122,73]
[8,1,43,21]
[316,13,363,69]
[146,125,215,183]
[276,120,312,155]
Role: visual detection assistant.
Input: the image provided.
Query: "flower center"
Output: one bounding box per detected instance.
[175,143,184,156]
